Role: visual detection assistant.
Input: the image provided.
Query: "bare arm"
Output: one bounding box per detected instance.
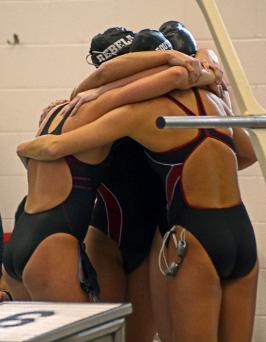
[233,128,257,170]
[17,106,133,161]
[71,50,202,98]
[222,100,257,169]
[65,49,222,117]
[63,65,170,116]
[100,65,216,107]
[63,63,216,117]
[17,65,216,162]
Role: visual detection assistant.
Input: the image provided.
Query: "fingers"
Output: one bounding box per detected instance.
[185,59,202,84]
[221,79,228,91]
[39,112,47,126]
[59,89,99,117]
[213,66,223,84]
[169,54,202,83]
[70,99,84,117]
[60,99,79,117]
[200,59,210,71]
[61,93,91,117]
[208,83,223,98]
[206,59,223,85]
[39,99,67,125]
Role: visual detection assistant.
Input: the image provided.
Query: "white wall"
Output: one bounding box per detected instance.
[0,0,265,340]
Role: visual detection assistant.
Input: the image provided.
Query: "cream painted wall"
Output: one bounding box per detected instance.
[0,0,265,340]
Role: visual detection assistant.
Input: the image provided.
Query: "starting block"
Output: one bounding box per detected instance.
[0,301,132,341]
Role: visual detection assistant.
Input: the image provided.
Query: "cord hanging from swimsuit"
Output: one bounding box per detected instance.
[78,242,100,302]
[158,226,187,277]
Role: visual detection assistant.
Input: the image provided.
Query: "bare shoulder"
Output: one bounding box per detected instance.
[198,88,227,113]
[121,97,166,112]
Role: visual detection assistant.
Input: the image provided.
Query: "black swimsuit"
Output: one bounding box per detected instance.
[4,104,108,295]
[145,89,257,280]
[90,138,166,273]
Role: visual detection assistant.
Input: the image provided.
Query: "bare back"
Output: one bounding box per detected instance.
[131,88,241,208]
[26,102,110,213]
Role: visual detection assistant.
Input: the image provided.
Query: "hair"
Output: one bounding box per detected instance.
[159,20,197,56]
[88,27,136,67]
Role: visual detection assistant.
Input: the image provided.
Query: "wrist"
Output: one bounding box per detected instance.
[167,50,181,65]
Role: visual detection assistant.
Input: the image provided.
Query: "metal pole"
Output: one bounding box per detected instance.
[196,0,266,182]
[156,115,266,129]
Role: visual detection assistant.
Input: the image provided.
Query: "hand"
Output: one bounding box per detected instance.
[60,89,100,117]
[205,79,227,98]
[196,49,224,85]
[168,51,202,84]
[39,99,68,126]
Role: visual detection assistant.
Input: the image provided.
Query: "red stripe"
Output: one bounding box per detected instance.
[165,94,196,115]
[73,185,92,190]
[166,164,183,206]
[3,232,11,244]
[73,176,92,181]
[98,184,122,244]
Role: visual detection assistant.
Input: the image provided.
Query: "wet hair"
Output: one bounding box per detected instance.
[159,20,197,56]
[129,29,173,52]
[88,27,136,67]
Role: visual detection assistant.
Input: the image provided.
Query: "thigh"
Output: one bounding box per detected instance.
[23,233,91,302]
[219,261,259,342]
[2,267,31,301]
[149,228,173,342]
[125,256,155,342]
[167,225,222,342]
[85,226,126,302]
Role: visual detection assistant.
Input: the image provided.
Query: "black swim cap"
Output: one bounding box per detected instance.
[89,27,135,66]
[159,20,197,56]
[130,29,173,52]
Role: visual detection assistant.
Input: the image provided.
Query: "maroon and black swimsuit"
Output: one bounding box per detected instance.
[145,88,257,280]
[4,104,107,296]
[90,137,166,273]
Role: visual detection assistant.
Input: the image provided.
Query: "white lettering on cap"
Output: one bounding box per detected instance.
[155,41,172,51]
[96,34,134,63]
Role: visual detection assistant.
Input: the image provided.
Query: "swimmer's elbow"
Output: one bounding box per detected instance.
[237,154,257,170]
[44,136,64,160]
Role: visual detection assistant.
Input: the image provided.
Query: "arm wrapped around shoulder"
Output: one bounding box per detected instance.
[16,135,61,161]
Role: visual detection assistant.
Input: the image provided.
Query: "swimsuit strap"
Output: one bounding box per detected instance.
[193,88,207,116]
[164,94,196,116]
[40,104,65,135]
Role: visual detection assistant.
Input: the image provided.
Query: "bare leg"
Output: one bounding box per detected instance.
[85,226,126,302]
[219,262,259,342]
[23,233,90,301]
[85,227,155,342]
[2,267,31,300]
[149,228,173,342]
[125,256,155,342]
[168,226,222,342]
[0,291,12,301]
